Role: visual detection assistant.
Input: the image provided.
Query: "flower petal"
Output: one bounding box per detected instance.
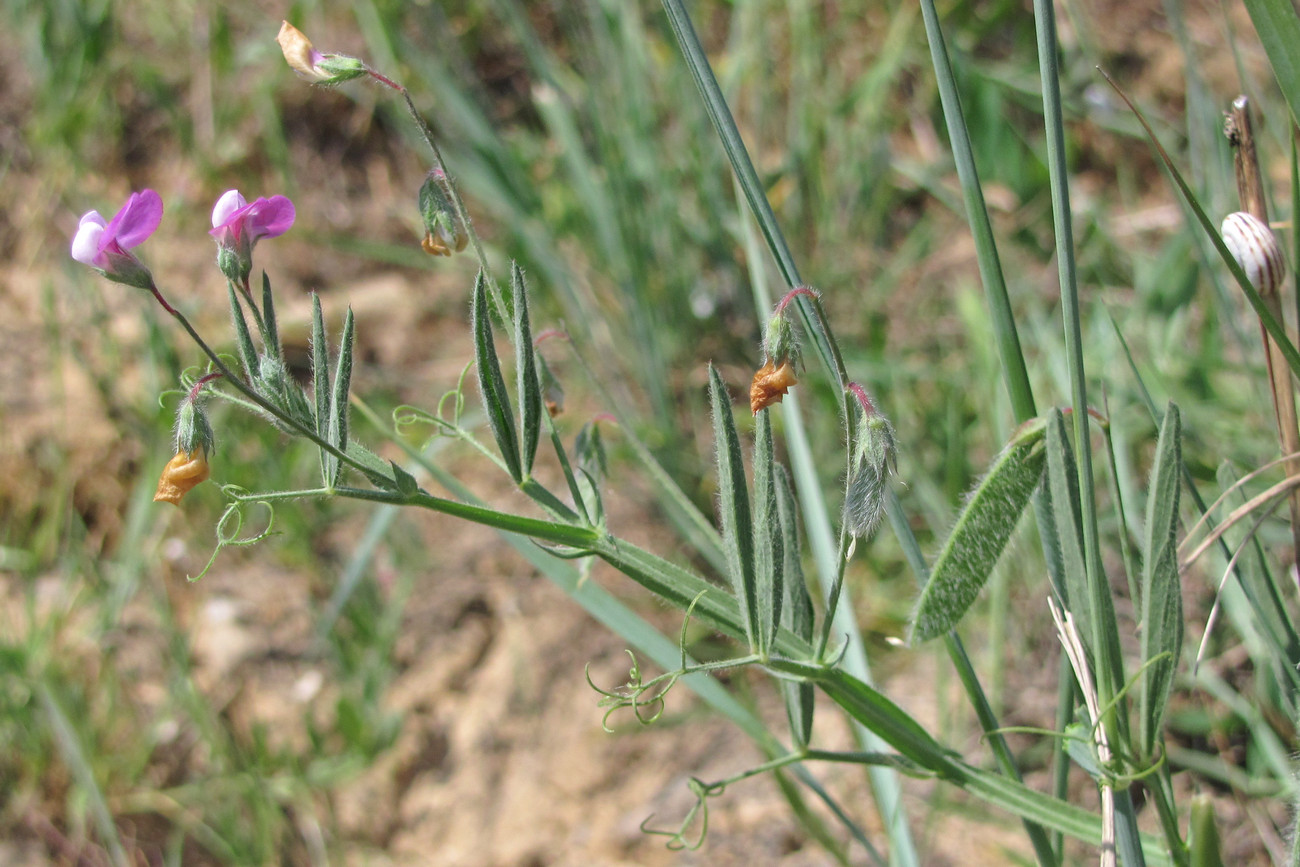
[106,189,164,250]
[212,189,246,228]
[71,211,106,265]
[247,195,295,240]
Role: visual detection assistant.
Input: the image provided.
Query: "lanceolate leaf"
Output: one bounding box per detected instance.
[261,271,280,354]
[752,408,783,657]
[776,464,814,748]
[311,294,331,486]
[1139,402,1183,759]
[511,263,542,478]
[327,307,355,487]
[709,364,757,650]
[910,417,1048,643]
[473,271,522,482]
[228,283,259,383]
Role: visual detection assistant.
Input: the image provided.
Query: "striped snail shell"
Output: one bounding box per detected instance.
[1222,211,1286,294]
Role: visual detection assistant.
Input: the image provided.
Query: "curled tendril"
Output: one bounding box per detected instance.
[639,777,725,851]
[586,591,713,730]
[188,486,278,582]
[393,363,476,443]
[585,650,681,731]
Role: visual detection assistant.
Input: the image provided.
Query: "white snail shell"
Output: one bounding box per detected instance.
[1222,211,1286,294]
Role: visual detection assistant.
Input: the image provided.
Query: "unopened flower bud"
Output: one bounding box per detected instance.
[174,397,216,458]
[418,170,468,256]
[843,383,896,539]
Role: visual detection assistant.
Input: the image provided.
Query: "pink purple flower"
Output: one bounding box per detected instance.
[210,190,295,282]
[71,189,163,289]
[210,190,295,247]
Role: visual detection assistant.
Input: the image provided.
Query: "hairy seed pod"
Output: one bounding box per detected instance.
[1222,211,1285,295]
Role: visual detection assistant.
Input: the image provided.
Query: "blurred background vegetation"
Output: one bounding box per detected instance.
[1,0,1294,863]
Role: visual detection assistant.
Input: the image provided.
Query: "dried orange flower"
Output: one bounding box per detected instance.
[749,359,799,414]
[153,449,211,506]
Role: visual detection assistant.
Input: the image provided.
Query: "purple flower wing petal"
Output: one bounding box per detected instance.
[249,196,295,240]
[107,190,164,249]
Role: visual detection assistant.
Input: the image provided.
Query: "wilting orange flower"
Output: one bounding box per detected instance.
[749,359,799,414]
[421,229,468,256]
[153,449,211,506]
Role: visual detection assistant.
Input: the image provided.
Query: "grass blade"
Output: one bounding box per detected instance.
[1241,0,1300,129]
[1046,410,1092,649]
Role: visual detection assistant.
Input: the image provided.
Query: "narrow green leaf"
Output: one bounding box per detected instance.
[1139,402,1183,759]
[328,307,355,487]
[228,282,259,382]
[917,0,1035,422]
[709,364,757,650]
[776,464,814,748]
[1046,410,1091,647]
[1242,0,1300,130]
[472,271,522,482]
[545,417,590,525]
[511,262,542,478]
[1187,794,1225,867]
[752,408,782,657]
[776,465,812,644]
[1047,410,1126,706]
[311,294,331,486]
[909,417,1048,643]
[261,271,280,354]
[39,685,130,867]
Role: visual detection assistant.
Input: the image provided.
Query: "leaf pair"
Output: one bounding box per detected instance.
[472,265,543,484]
[311,294,355,488]
[709,365,816,744]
